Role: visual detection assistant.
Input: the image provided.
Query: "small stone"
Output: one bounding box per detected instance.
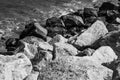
[49,34,68,45]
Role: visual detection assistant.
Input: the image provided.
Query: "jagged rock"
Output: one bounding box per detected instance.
[60,14,84,30]
[37,56,113,80]
[53,42,79,59]
[5,38,25,53]
[91,46,118,64]
[0,53,32,80]
[77,48,95,56]
[23,42,38,59]
[49,35,68,45]
[99,2,118,11]
[20,22,47,41]
[37,42,53,51]
[83,8,98,25]
[31,49,52,65]
[25,71,39,80]
[73,20,108,49]
[100,30,120,58]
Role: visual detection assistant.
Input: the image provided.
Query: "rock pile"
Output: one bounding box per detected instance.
[0,1,120,80]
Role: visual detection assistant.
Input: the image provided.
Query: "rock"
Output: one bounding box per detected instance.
[60,14,84,30]
[31,50,52,65]
[84,7,98,18]
[53,42,79,59]
[37,56,113,80]
[23,42,38,59]
[99,2,118,11]
[20,22,47,41]
[49,35,68,45]
[25,71,39,80]
[34,22,48,39]
[74,20,108,49]
[37,42,53,51]
[100,30,120,58]
[46,26,67,38]
[5,38,25,53]
[77,48,95,56]
[46,17,65,28]
[0,53,32,80]
[106,24,119,32]
[83,8,98,25]
[92,46,118,64]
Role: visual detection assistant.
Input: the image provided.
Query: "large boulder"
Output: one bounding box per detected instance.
[0,53,32,80]
[91,46,118,64]
[53,42,78,59]
[37,56,113,80]
[73,20,108,49]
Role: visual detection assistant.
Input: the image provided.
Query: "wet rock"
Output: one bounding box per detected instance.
[92,46,118,64]
[74,20,108,49]
[0,53,32,80]
[53,42,79,59]
[25,71,39,80]
[49,35,68,45]
[5,38,25,53]
[100,30,120,58]
[20,22,47,41]
[23,42,38,59]
[37,56,113,80]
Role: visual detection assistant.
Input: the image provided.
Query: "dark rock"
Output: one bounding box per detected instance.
[20,21,47,41]
[83,8,98,26]
[46,26,67,38]
[5,38,25,53]
[46,17,65,28]
[99,2,118,11]
[60,14,85,30]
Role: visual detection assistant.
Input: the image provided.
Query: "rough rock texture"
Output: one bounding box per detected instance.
[25,71,39,80]
[0,53,32,80]
[49,35,68,45]
[37,42,53,51]
[100,30,120,58]
[74,20,108,48]
[37,56,113,80]
[23,42,38,59]
[92,46,118,64]
[54,42,78,58]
